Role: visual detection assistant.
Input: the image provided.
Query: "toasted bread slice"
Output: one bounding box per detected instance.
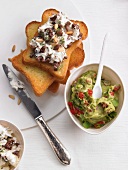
[68,47,85,70]
[25,21,85,74]
[13,10,86,95]
[22,8,88,80]
[12,51,54,96]
[48,81,60,93]
[25,21,84,91]
[23,40,81,80]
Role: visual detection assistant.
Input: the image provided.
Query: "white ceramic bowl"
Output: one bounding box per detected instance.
[0,120,24,169]
[64,64,125,134]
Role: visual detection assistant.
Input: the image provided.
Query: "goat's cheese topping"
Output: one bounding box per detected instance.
[30,12,82,70]
[0,125,21,169]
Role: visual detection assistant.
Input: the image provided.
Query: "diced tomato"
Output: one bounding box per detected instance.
[68,102,76,114]
[78,111,84,114]
[68,101,73,108]
[70,108,77,114]
[76,108,84,115]
[113,85,120,92]
[88,89,93,96]
[94,121,105,128]
[70,106,79,114]
[78,92,84,99]
[68,102,83,115]
[98,121,105,124]
[110,91,114,96]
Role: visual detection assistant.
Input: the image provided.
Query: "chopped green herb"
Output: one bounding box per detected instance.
[60,37,65,45]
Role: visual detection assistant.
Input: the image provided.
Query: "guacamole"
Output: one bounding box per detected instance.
[68,70,121,128]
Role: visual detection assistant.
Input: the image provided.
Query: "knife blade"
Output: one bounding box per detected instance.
[2,64,71,165]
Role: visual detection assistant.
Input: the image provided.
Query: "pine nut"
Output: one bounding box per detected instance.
[12,45,16,52]
[9,95,15,100]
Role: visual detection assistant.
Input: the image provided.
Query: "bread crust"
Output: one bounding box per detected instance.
[25,21,40,47]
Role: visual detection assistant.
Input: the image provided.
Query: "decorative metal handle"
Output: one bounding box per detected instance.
[35,115,71,165]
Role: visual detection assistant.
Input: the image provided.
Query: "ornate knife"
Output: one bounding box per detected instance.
[2,64,71,165]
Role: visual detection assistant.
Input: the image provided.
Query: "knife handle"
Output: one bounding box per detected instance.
[35,115,71,165]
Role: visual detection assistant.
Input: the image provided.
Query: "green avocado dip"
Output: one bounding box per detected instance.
[68,70,121,129]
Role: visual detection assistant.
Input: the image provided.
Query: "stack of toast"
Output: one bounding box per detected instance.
[11,9,88,96]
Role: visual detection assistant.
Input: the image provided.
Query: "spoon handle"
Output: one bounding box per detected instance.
[96,34,108,84]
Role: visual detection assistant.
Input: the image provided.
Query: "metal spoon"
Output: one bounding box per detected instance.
[93,33,108,99]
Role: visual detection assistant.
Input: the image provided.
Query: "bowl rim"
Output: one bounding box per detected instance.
[64,63,125,135]
[0,119,25,169]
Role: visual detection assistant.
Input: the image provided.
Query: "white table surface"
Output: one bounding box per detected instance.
[5,0,128,170]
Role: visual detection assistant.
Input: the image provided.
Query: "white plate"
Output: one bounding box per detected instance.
[0,0,90,129]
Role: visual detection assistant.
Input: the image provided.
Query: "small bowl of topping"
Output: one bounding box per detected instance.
[0,120,24,170]
[64,64,124,134]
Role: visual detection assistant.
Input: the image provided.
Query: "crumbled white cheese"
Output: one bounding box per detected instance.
[30,12,81,67]
[0,125,21,169]
[8,71,25,91]
[38,21,53,33]
[1,151,19,167]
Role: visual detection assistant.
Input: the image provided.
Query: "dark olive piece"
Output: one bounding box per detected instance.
[50,15,57,21]
[56,29,63,36]
[78,33,82,39]
[40,46,46,53]
[65,21,71,31]
[72,23,79,29]
[54,44,60,50]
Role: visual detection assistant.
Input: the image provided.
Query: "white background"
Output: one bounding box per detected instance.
[1,0,128,170]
